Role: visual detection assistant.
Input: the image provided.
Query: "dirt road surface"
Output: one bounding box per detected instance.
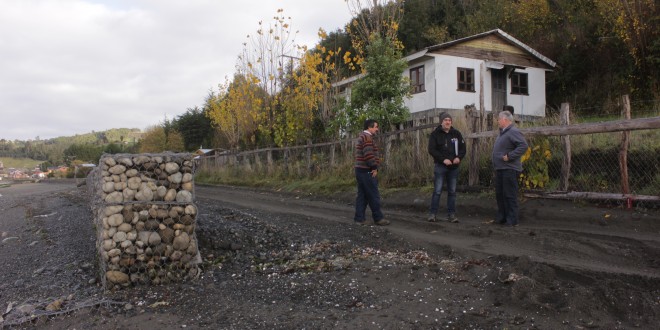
[0,180,658,329]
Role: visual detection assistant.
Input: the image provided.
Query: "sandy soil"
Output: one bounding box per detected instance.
[0,180,658,329]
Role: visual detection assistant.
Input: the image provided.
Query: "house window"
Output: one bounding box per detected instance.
[457,68,475,92]
[410,66,425,93]
[511,72,528,95]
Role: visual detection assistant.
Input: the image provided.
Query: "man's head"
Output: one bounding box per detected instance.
[498,111,513,129]
[503,105,514,114]
[439,112,452,131]
[364,119,379,135]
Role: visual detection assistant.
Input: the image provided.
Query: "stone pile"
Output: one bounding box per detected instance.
[87,153,201,289]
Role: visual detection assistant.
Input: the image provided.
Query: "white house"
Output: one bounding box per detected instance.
[335,29,556,123]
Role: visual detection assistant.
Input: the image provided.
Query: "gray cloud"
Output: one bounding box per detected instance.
[0,0,351,141]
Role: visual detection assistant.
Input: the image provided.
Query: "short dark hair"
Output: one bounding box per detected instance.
[363,119,378,130]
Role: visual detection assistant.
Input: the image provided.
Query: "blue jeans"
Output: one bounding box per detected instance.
[495,169,520,225]
[354,170,383,222]
[429,164,458,216]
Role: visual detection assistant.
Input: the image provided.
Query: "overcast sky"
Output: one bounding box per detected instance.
[0,0,353,141]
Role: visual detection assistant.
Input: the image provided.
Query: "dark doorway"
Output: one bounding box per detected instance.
[491,69,506,113]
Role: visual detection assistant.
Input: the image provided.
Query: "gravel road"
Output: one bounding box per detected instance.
[0,180,658,329]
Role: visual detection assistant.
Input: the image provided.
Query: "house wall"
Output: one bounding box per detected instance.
[405,57,437,114]
[404,54,547,118]
[506,67,547,117]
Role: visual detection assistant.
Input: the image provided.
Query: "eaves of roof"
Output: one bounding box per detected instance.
[427,28,556,68]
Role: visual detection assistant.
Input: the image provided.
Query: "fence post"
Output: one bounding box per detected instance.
[479,63,485,131]
[385,135,393,168]
[465,104,481,186]
[306,139,312,174]
[254,152,261,173]
[560,103,572,191]
[330,144,335,167]
[215,154,222,170]
[619,95,631,195]
[243,154,252,171]
[266,150,273,174]
[414,129,421,171]
[283,148,289,176]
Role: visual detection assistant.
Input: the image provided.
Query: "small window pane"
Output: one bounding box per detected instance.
[410,66,425,93]
[511,72,529,95]
[457,68,475,92]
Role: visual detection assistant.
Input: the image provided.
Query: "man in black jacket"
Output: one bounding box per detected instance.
[427,112,466,222]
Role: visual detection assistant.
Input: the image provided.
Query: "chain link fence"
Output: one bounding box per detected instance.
[87,153,201,289]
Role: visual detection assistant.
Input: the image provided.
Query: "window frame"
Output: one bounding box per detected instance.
[410,65,425,94]
[457,67,475,92]
[510,72,529,95]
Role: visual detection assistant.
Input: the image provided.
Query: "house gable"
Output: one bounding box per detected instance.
[428,30,555,71]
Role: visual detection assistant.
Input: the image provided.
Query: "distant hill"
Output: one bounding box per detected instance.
[47,128,143,145]
[0,128,143,165]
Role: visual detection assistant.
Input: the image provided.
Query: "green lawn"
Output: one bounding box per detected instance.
[0,157,43,169]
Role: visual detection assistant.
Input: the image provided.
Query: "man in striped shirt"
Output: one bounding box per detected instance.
[354,119,390,226]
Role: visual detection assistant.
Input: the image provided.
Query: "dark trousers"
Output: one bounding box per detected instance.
[354,170,383,222]
[429,164,458,216]
[495,169,520,225]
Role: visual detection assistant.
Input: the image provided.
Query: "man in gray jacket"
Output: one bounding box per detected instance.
[492,110,528,226]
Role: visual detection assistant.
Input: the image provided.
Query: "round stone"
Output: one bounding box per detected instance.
[108,164,127,175]
[106,271,129,284]
[107,214,124,227]
[176,190,193,203]
[173,232,191,251]
[165,162,180,174]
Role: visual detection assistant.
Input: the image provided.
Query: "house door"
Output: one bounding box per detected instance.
[491,69,506,112]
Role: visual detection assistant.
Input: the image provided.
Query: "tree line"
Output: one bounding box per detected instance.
[3,0,657,166]
[199,0,658,152]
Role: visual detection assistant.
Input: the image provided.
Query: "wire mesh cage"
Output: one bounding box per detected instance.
[87,153,201,289]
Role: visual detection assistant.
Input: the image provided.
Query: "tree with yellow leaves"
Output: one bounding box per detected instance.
[238,9,298,144]
[595,0,658,97]
[139,125,184,153]
[276,48,329,147]
[206,73,265,150]
[344,0,405,72]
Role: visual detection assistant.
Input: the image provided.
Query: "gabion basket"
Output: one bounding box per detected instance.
[87,153,202,289]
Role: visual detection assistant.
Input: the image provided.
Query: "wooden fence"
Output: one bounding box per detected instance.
[198,97,660,204]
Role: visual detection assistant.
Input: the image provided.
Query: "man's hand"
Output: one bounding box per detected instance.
[443,159,452,166]
[371,169,378,177]
[452,157,461,165]
[503,154,509,162]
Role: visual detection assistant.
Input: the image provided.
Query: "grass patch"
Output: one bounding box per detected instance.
[0,157,42,169]
[195,169,355,195]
